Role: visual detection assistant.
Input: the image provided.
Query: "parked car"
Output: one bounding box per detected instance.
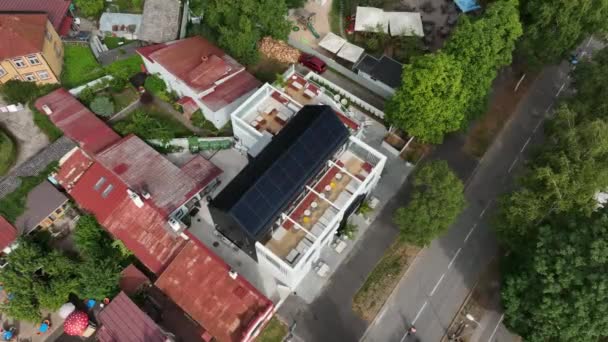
[299,54,327,74]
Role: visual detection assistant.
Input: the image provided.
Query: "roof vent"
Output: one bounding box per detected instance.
[127,189,144,208]
[41,104,52,115]
[202,55,209,62]
[141,191,151,200]
[228,269,238,279]
[168,218,181,232]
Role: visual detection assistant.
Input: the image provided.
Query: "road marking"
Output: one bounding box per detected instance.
[520,137,531,153]
[448,248,462,269]
[429,274,446,297]
[479,200,492,218]
[586,37,593,48]
[508,157,518,173]
[555,83,566,97]
[412,301,427,324]
[464,224,477,243]
[544,103,553,114]
[533,119,543,133]
[488,313,505,342]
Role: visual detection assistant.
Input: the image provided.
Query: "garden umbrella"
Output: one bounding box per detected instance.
[59,302,76,319]
[63,311,88,336]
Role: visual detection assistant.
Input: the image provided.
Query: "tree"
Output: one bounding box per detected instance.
[569,47,608,120]
[113,110,173,143]
[285,0,305,9]
[386,53,466,143]
[501,209,608,341]
[0,80,58,105]
[202,0,291,64]
[76,259,121,300]
[394,161,466,246]
[444,0,522,120]
[74,0,104,18]
[73,215,122,260]
[495,106,608,249]
[519,0,608,67]
[90,96,115,117]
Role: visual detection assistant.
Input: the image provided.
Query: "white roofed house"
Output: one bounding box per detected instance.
[99,13,142,40]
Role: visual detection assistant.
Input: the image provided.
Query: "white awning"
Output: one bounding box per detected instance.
[319,32,347,54]
[337,42,365,63]
[354,6,423,36]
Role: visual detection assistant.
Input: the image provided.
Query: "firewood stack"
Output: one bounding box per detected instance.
[258,37,301,64]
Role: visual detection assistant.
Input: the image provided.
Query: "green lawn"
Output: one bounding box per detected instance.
[114,0,144,13]
[103,36,127,50]
[257,317,287,342]
[61,45,105,88]
[0,130,16,176]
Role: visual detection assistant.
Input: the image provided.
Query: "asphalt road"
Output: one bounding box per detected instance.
[362,37,604,342]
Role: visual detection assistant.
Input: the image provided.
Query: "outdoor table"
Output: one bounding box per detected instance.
[311,201,318,209]
[2,331,12,341]
[324,185,332,192]
[39,323,49,333]
[335,173,343,180]
[304,210,311,216]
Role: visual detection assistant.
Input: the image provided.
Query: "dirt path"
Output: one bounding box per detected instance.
[0,104,50,172]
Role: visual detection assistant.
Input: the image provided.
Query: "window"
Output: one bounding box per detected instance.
[0,66,5,77]
[27,55,40,65]
[94,177,106,191]
[23,73,36,82]
[37,70,50,80]
[12,58,25,68]
[102,184,114,198]
[45,29,52,41]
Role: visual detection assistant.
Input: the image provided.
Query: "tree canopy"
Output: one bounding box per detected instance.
[0,216,126,322]
[74,0,104,18]
[519,0,608,67]
[386,53,466,144]
[501,209,608,341]
[202,0,291,65]
[386,0,522,142]
[394,160,466,246]
[444,0,522,120]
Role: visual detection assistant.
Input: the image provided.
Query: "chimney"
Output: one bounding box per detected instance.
[41,104,52,115]
[141,190,151,199]
[127,189,144,208]
[201,55,209,63]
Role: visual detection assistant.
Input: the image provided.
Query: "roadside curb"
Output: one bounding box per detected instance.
[358,248,423,342]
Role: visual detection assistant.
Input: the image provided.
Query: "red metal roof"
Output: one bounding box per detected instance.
[137,36,260,111]
[0,0,70,32]
[155,238,274,342]
[68,160,187,274]
[119,264,150,296]
[54,148,94,191]
[35,89,122,156]
[97,292,166,342]
[95,135,222,216]
[0,216,17,251]
[0,14,47,59]
[57,14,73,36]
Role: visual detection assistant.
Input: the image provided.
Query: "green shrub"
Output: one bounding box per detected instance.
[0,80,58,104]
[74,0,104,17]
[109,77,127,92]
[90,96,115,117]
[29,104,63,141]
[0,130,16,176]
[78,86,95,105]
[105,55,142,81]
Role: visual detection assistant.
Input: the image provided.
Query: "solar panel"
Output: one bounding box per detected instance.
[225,106,349,238]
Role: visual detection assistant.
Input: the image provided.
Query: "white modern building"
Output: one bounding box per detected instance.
[136,36,261,128]
[209,84,387,289]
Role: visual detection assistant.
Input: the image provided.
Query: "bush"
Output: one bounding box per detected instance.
[0,130,16,176]
[105,55,142,81]
[0,80,58,104]
[144,75,167,94]
[29,104,63,142]
[109,77,127,92]
[74,0,104,17]
[90,96,115,117]
[77,86,95,105]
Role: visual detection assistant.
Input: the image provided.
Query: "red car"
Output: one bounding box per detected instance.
[299,54,327,74]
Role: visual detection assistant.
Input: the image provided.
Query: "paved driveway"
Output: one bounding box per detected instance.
[0,101,49,172]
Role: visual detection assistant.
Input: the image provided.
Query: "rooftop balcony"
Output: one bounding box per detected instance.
[262,143,378,266]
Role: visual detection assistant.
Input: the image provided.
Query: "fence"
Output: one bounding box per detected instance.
[305,72,385,120]
[288,37,394,99]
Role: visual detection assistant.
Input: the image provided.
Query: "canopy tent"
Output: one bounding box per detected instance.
[337,42,365,63]
[319,32,347,54]
[354,7,423,36]
[454,0,481,12]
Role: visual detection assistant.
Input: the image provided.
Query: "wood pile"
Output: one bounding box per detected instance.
[258,37,301,64]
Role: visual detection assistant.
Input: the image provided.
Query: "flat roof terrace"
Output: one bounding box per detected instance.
[238,87,302,136]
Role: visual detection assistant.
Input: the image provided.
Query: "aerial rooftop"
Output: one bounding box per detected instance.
[0,0,72,35]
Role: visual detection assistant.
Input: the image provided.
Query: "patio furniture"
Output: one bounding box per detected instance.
[304,210,311,216]
[256,115,263,122]
[346,181,358,194]
[311,201,318,209]
[277,111,289,122]
[335,173,343,180]
[286,249,300,264]
[304,88,317,98]
[311,223,324,236]
[272,227,288,240]
[292,81,304,90]
[334,192,350,208]
[275,116,287,125]
[316,262,330,277]
[324,185,332,192]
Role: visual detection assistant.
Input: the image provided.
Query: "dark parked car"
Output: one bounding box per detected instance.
[299,54,327,74]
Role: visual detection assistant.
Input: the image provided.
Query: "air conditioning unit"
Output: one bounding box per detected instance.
[127,189,144,208]
[41,104,52,115]
[141,191,151,200]
[228,269,238,279]
[167,218,181,233]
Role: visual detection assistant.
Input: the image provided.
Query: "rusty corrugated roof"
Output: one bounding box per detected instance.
[0,216,17,251]
[0,13,47,59]
[0,0,70,31]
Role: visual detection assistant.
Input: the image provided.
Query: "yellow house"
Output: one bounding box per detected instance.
[0,13,63,85]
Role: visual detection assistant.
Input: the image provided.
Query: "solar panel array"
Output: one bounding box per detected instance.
[229,107,349,238]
